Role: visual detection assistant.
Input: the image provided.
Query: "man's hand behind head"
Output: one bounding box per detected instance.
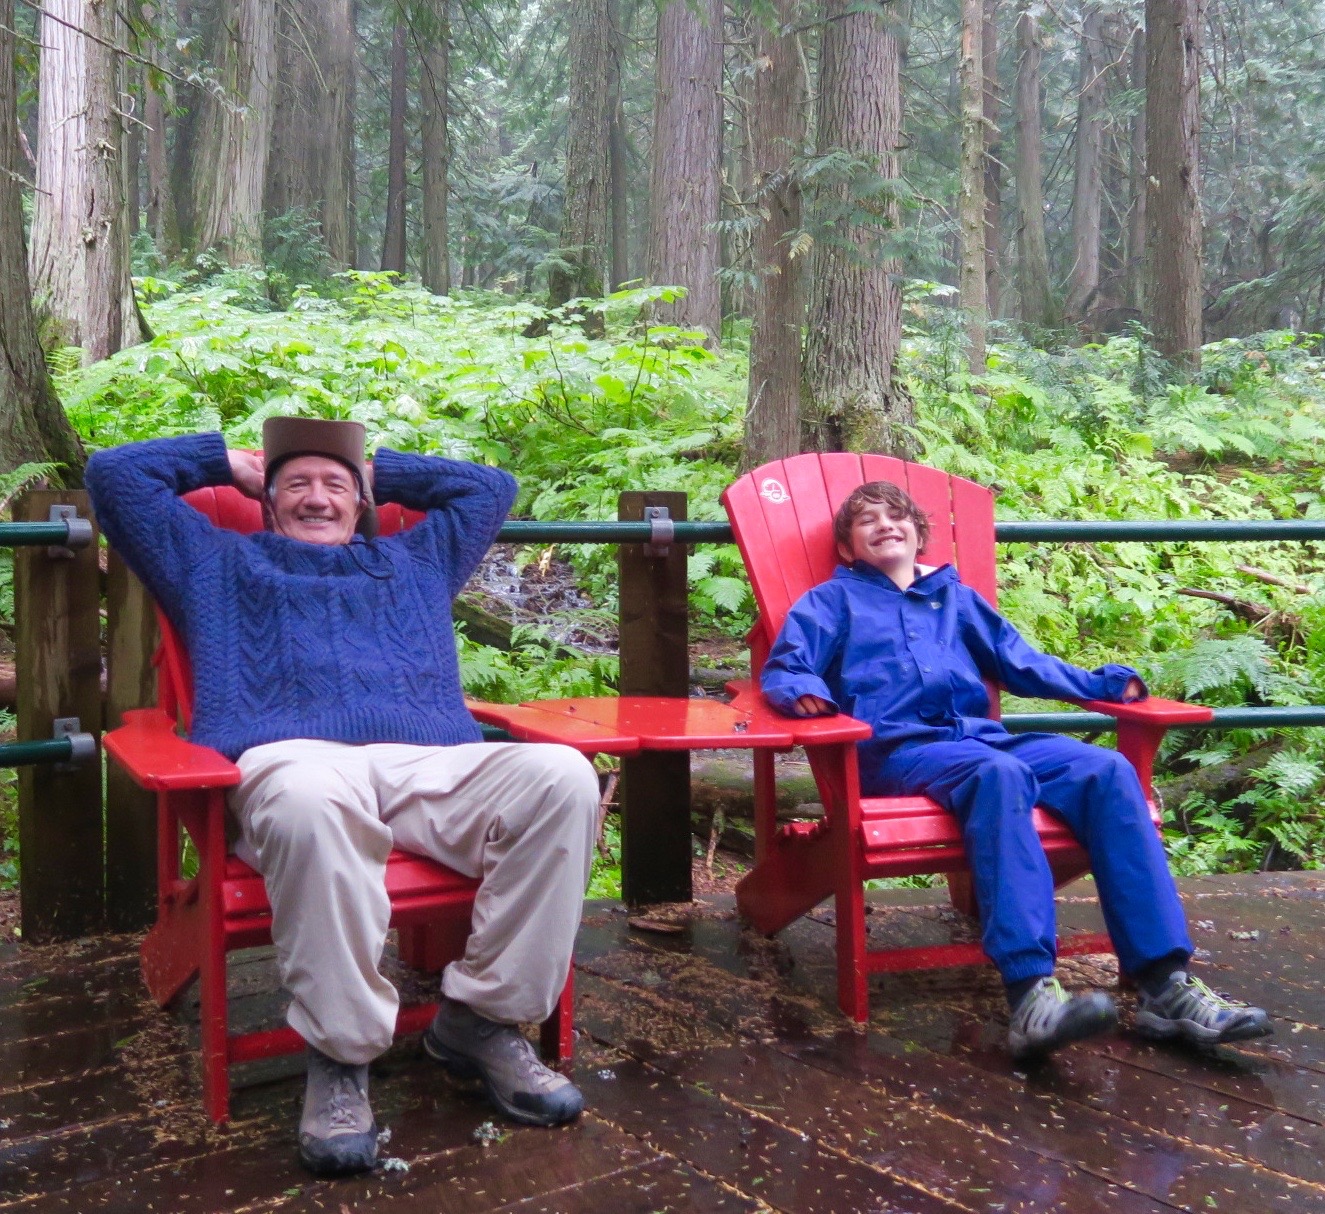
[228,449,266,500]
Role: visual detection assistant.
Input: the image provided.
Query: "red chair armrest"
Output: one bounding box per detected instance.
[103,708,242,791]
[726,679,873,745]
[1077,696,1213,725]
[1076,697,1210,796]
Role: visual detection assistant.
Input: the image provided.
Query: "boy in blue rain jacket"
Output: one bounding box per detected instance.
[761,480,1271,1061]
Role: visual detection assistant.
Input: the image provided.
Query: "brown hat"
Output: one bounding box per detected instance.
[262,416,378,539]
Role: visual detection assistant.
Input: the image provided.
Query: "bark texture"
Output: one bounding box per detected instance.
[647,0,723,342]
[743,0,805,468]
[381,20,408,274]
[547,0,613,329]
[958,0,988,370]
[419,0,450,294]
[0,0,85,477]
[266,0,356,266]
[1144,0,1203,364]
[1014,0,1053,327]
[982,0,1002,320]
[1066,5,1107,320]
[28,0,147,361]
[802,0,911,454]
[193,0,277,263]
[1125,24,1146,311]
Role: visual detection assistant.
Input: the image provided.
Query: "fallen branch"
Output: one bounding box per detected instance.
[1235,565,1313,595]
[1176,587,1271,624]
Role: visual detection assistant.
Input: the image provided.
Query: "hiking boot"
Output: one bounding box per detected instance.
[298,1047,378,1176]
[423,998,583,1126]
[1008,977,1118,1062]
[1135,971,1272,1045]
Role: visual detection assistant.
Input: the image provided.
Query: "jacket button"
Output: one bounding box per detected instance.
[907,631,918,639]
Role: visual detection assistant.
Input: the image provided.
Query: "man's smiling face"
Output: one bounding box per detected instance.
[268,455,363,545]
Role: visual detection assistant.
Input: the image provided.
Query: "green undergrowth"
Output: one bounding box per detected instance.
[51,272,1325,877]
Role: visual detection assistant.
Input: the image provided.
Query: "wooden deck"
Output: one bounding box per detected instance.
[2,872,1324,1212]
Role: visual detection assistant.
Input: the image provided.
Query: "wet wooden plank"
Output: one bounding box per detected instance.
[580,1057,969,1214]
[273,1117,657,1214]
[657,1043,1174,1213]
[481,1155,763,1213]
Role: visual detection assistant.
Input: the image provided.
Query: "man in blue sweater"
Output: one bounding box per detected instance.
[86,418,600,1176]
[761,480,1271,1062]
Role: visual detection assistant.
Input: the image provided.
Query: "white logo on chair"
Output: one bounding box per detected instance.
[760,478,790,504]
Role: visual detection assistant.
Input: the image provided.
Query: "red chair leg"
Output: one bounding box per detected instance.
[540,966,575,1063]
[198,793,231,1124]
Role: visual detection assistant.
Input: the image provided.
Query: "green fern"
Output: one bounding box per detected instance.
[1155,636,1277,700]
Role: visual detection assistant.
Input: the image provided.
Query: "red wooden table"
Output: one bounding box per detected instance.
[468,694,872,904]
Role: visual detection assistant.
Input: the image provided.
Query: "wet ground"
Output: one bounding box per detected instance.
[2,871,1324,1212]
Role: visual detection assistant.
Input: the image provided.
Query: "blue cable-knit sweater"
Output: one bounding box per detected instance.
[86,432,517,760]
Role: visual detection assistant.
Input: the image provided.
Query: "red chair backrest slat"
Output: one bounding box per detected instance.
[722,453,998,655]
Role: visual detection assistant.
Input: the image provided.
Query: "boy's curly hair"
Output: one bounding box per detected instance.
[832,481,931,558]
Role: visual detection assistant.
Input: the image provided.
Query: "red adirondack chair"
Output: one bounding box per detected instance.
[101,486,590,1123]
[721,452,1212,1021]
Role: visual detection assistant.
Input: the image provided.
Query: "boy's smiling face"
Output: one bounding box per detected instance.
[838,502,921,584]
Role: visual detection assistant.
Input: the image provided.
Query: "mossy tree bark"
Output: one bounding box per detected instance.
[802,0,912,454]
[266,0,357,267]
[1144,0,1204,366]
[192,0,277,264]
[28,0,147,362]
[647,0,723,344]
[547,0,612,334]
[0,0,85,479]
[743,0,806,469]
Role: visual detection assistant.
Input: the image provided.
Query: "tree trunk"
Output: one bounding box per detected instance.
[0,0,86,478]
[1067,5,1106,321]
[144,55,179,257]
[1014,0,1053,328]
[192,0,277,264]
[267,0,356,266]
[380,20,408,274]
[802,0,911,454]
[125,66,142,237]
[743,0,805,468]
[982,0,1001,320]
[608,0,629,291]
[958,0,987,371]
[646,0,723,342]
[170,0,200,249]
[547,0,612,333]
[1125,24,1146,312]
[29,0,147,361]
[419,0,450,294]
[1144,0,1203,364]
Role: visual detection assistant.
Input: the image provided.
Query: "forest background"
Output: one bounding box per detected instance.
[1,0,1324,891]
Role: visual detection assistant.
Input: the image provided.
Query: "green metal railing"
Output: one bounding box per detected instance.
[496,518,1325,545]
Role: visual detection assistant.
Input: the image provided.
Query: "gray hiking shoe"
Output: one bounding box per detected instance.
[423,998,583,1126]
[1135,971,1272,1045]
[298,1047,378,1176]
[1008,977,1118,1062]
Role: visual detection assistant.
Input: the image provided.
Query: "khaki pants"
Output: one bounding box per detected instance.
[228,739,600,1065]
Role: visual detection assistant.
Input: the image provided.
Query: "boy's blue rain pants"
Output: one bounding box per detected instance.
[864,732,1193,984]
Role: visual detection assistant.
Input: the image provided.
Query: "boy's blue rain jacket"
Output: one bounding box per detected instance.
[761,562,1141,767]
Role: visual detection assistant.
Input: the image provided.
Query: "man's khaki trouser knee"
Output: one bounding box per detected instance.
[228,739,600,1065]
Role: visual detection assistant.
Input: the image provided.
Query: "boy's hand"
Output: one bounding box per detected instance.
[1121,677,1145,702]
[793,694,835,717]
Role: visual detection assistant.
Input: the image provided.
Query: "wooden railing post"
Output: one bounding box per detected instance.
[104,551,158,930]
[15,489,103,940]
[617,490,691,905]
